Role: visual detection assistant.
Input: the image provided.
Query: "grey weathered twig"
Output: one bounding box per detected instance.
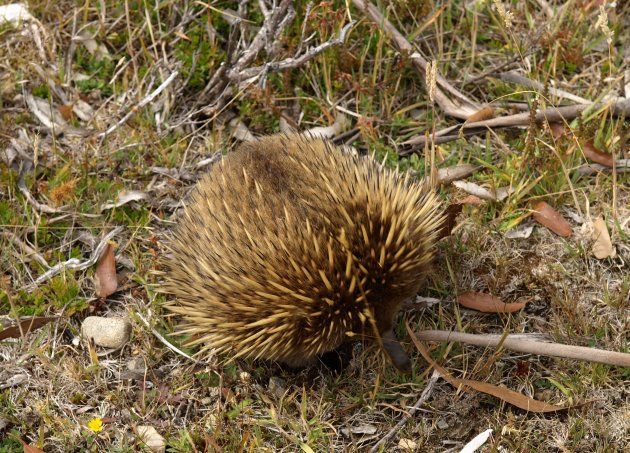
[97,70,179,139]
[415,330,630,367]
[495,71,592,105]
[24,227,124,291]
[401,98,630,151]
[200,1,353,115]
[234,21,355,83]
[1,230,50,268]
[18,166,67,214]
[136,312,200,364]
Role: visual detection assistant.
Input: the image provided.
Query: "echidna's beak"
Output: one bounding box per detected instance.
[381,329,412,374]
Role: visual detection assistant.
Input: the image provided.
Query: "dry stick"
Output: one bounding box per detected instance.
[97,70,179,139]
[400,98,630,150]
[23,226,124,292]
[494,71,592,105]
[352,0,480,120]
[415,330,630,367]
[234,21,355,82]
[199,0,293,104]
[368,370,441,453]
[201,6,352,115]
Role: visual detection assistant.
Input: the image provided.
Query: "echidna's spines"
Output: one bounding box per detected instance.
[161,134,444,370]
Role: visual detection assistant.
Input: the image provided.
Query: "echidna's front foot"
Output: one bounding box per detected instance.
[382,330,412,374]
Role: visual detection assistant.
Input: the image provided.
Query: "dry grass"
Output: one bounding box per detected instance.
[1,0,629,451]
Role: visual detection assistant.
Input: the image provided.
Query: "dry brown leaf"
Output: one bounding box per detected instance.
[459,194,484,205]
[173,30,191,41]
[406,323,567,413]
[58,104,74,121]
[9,434,46,453]
[532,201,572,237]
[94,243,118,298]
[465,106,495,123]
[0,317,59,341]
[591,217,614,259]
[437,202,463,240]
[458,291,527,313]
[548,122,568,139]
[583,140,614,167]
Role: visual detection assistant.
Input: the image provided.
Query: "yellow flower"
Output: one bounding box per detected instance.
[87,417,104,433]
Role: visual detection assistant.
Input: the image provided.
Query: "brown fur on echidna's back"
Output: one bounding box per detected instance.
[161,134,443,371]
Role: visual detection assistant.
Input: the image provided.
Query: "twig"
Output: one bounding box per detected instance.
[415,330,630,367]
[23,227,124,292]
[369,370,440,453]
[401,98,630,150]
[352,0,479,120]
[200,1,352,115]
[234,21,355,82]
[97,70,179,139]
[135,312,200,364]
[495,71,592,105]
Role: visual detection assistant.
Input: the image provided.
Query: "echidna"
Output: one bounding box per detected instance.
[161,134,443,373]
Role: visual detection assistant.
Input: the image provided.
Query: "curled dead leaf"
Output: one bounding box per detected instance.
[465,106,495,124]
[458,291,527,313]
[0,316,59,341]
[438,202,463,240]
[591,217,615,259]
[583,140,614,167]
[532,201,572,237]
[58,104,74,121]
[452,180,512,202]
[8,434,46,453]
[94,243,118,298]
[100,190,149,211]
[548,122,568,140]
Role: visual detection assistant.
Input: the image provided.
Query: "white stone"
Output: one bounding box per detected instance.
[81,316,131,349]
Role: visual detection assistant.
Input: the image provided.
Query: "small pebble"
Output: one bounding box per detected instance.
[268,376,287,398]
[436,418,449,429]
[239,371,251,383]
[127,357,146,373]
[81,316,131,349]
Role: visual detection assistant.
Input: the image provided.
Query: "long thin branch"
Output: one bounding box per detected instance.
[415,330,630,367]
[401,98,630,150]
[495,71,592,105]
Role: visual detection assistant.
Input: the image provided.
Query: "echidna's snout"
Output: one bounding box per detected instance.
[381,329,412,374]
